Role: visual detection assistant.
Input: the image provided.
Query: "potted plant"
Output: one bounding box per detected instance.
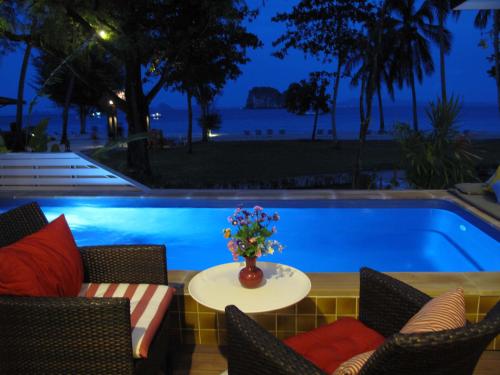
[223,205,284,288]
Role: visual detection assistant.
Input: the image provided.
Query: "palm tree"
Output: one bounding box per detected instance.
[389,0,442,131]
[350,1,391,188]
[428,0,457,103]
[348,14,399,134]
[475,10,500,112]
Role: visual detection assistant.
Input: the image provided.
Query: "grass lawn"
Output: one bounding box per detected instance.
[96,139,500,189]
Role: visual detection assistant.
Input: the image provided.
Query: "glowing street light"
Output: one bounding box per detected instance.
[98,30,110,40]
[116,90,126,100]
[109,100,114,105]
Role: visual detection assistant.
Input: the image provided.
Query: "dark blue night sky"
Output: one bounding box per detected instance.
[0,1,496,114]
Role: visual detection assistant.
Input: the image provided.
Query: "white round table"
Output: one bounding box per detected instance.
[188,261,311,313]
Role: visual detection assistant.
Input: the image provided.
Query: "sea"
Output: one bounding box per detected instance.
[1,104,499,142]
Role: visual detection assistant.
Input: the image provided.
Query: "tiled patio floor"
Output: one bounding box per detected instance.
[171,345,500,374]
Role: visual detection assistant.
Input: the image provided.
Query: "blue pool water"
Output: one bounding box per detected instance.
[1,198,499,272]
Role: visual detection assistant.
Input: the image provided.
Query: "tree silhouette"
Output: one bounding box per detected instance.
[273,0,369,143]
[347,12,399,134]
[164,0,260,153]
[61,1,178,175]
[428,0,459,103]
[33,48,123,140]
[475,9,500,112]
[0,0,39,150]
[389,0,443,131]
[285,72,331,141]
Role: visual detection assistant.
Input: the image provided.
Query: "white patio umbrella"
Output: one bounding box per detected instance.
[454,0,500,10]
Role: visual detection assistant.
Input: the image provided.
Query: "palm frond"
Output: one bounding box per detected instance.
[474,10,490,29]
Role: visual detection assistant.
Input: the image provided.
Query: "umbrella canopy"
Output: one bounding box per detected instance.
[454,0,500,10]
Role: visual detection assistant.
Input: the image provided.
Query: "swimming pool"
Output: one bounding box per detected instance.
[1,198,499,272]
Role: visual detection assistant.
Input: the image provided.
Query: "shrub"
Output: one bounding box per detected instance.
[395,96,480,189]
[27,119,49,152]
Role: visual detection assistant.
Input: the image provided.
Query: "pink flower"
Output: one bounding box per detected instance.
[254,205,263,211]
[227,240,237,252]
[256,249,262,257]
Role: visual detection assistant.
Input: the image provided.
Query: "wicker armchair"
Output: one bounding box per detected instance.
[225,268,500,375]
[0,202,172,375]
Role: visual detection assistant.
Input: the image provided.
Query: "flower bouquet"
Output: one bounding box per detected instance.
[223,205,284,288]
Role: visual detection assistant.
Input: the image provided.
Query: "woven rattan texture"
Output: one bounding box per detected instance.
[0,296,135,374]
[225,268,500,375]
[225,305,324,375]
[0,201,48,247]
[360,308,500,375]
[359,267,431,337]
[0,202,172,374]
[80,245,168,284]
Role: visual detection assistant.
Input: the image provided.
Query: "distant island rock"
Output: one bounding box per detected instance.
[245,87,284,109]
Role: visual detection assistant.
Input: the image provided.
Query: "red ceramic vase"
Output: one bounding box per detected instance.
[239,256,263,288]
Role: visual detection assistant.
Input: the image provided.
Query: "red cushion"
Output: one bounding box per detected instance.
[283,318,385,374]
[0,215,83,297]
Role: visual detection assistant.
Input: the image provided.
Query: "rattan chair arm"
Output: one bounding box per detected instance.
[359,315,500,375]
[0,296,135,374]
[79,244,168,284]
[225,305,325,375]
[359,267,431,337]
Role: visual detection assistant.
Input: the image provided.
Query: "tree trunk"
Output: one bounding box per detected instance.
[353,3,387,188]
[330,57,342,143]
[187,92,193,154]
[354,81,377,188]
[353,79,367,188]
[376,83,385,134]
[494,10,500,112]
[79,105,87,134]
[61,73,75,147]
[438,12,447,103]
[312,109,319,141]
[201,103,209,143]
[14,42,32,151]
[410,69,419,131]
[124,58,151,176]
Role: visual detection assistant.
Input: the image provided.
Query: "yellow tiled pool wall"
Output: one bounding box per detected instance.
[168,271,500,350]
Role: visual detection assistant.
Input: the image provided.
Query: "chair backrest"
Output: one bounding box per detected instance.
[0,202,48,247]
[225,305,324,375]
[359,267,431,337]
[360,301,500,375]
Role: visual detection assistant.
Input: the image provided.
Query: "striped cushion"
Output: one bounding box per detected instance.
[333,350,374,375]
[400,288,466,334]
[79,283,175,358]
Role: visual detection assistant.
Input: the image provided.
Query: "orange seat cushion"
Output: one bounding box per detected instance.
[283,317,385,374]
[0,215,83,297]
